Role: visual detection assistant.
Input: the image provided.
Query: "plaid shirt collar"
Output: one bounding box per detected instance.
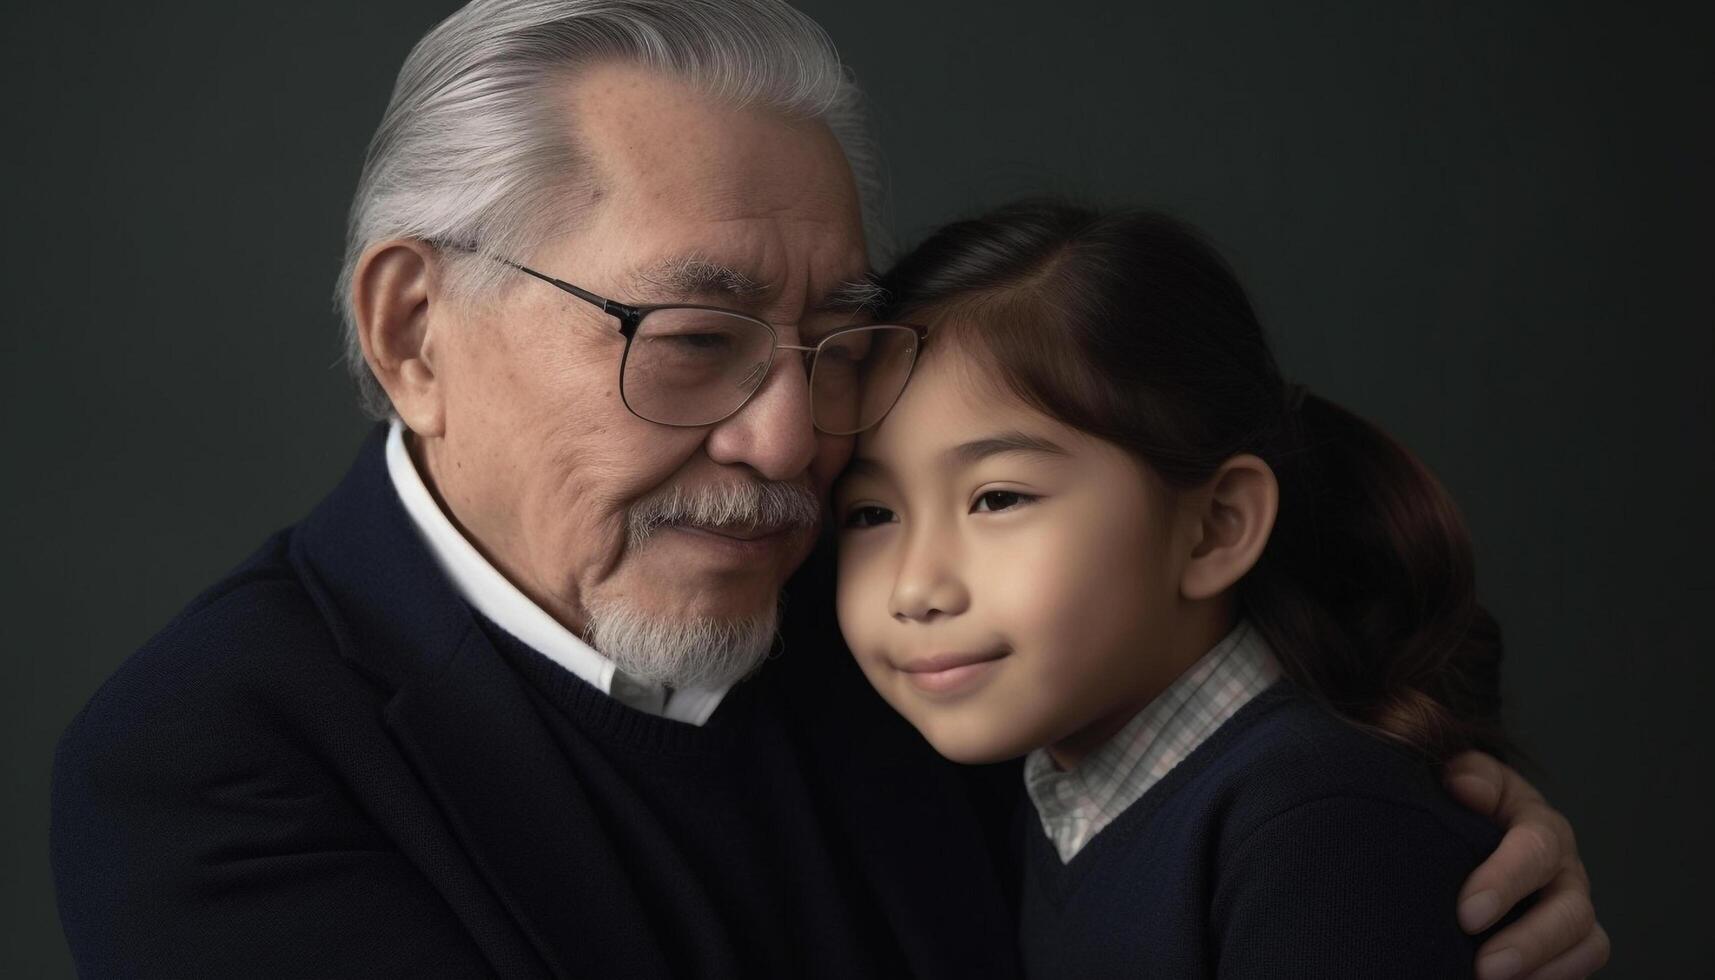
[1024,620,1282,863]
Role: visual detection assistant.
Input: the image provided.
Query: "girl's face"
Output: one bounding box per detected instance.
[834,341,1204,765]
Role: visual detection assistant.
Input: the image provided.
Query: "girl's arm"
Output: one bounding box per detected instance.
[1445,751,1610,979]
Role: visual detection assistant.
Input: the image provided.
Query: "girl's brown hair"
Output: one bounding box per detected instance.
[879,199,1506,762]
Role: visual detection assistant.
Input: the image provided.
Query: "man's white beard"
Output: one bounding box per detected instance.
[582,596,781,690]
[581,475,817,690]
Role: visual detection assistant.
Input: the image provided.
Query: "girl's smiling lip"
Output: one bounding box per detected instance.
[896,649,1010,695]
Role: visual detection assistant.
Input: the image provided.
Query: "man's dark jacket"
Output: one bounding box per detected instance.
[51,427,1020,978]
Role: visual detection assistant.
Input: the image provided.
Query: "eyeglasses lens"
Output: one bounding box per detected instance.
[621,308,777,427]
[810,326,919,436]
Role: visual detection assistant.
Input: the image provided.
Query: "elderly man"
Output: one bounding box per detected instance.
[52,1,1605,977]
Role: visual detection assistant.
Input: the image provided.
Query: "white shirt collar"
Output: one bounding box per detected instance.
[383,419,727,725]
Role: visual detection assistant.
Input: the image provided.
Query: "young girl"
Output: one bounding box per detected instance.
[834,200,1514,977]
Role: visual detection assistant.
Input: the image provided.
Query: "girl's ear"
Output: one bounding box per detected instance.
[1179,454,1279,601]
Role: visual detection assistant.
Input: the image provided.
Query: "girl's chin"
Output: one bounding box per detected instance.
[935,742,1023,766]
[914,717,1037,766]
[863,667,1044,764]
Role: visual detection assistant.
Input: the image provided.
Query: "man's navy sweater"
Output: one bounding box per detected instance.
[50,425,1019,978]
[478,616,912,977]
[1019,682,1504,978]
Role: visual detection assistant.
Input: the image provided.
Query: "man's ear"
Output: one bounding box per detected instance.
[1179,454,1279,601]
[352,239,447,437]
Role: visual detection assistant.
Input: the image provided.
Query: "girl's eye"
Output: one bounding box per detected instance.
[842,505,896,529]
[972,490,1035,513]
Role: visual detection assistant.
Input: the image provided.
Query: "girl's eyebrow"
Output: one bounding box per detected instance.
[842,431,1069,484]
[943,432,1070,467]
[838,456,893,484]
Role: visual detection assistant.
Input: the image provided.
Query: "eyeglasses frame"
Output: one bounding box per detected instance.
[430,241,927,434]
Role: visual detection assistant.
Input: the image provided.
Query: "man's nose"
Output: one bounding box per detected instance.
[888,524,970,623]
[703,347,818,482]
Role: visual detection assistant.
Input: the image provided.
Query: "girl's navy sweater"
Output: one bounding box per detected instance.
[1019,682,1507,978]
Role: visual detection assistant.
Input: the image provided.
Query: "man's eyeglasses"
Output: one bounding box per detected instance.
[434,243,926,435]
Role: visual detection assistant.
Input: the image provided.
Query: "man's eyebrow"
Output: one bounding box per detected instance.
[943,432,1071,467]
[629,256,769,301]
[813,274,888,316]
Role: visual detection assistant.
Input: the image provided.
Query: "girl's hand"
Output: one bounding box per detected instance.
[1444,751,1610,979]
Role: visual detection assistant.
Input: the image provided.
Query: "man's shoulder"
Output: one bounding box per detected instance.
[153,527,326,657]
[57,526,383,780]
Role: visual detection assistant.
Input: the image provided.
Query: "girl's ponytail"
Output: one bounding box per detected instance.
[1243,391,1507,761]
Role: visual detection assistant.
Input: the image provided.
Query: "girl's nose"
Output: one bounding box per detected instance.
[888,533,970,623]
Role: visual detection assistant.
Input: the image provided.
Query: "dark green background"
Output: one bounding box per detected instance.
[5,1,1708,974]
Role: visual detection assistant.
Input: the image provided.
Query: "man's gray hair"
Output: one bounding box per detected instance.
[335,0,887,419]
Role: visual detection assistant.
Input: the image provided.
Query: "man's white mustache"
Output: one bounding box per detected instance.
[627,481,822,545]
